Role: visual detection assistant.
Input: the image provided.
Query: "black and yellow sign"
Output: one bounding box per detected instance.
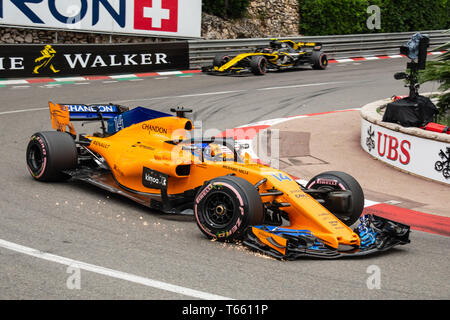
[33,45,60,74]
[0,42,189,78]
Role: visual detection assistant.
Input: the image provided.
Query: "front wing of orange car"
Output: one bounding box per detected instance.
[243,215,410,260]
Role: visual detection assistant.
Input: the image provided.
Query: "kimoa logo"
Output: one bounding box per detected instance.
[64,53,169,69]
[144,173,166,186]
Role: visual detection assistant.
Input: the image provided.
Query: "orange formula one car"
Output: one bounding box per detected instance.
[26,103,410,259]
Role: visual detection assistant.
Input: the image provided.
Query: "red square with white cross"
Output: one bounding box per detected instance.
[134,0,178,32]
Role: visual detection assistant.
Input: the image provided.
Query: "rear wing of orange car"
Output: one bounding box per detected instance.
[64,103,125,120]
[48,101,184,137]
[48,102,76,135]
[48,101,127,136]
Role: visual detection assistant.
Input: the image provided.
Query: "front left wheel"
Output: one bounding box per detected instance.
[194,176,264,241]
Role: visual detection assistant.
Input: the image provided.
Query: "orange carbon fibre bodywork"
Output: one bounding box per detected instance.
[251,227,288,256]
[49,102,361,251]
[48,102,76,136]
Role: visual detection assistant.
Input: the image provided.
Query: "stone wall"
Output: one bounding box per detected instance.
[202,0,300,39]
[0,27,166,44]
[0,0,299,44]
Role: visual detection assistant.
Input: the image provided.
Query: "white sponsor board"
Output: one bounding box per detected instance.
[361,118,450,184]
[0,0,201,39]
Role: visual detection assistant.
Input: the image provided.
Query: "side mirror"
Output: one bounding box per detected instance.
[171,106,193,119]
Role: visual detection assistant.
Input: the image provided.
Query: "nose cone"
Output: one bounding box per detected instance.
[316,231,360,249]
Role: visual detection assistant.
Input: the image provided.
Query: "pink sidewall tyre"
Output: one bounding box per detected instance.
[26,131,77,182]
[194,176,264,241]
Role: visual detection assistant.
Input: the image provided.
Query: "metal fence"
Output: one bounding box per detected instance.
[189,30,450,68]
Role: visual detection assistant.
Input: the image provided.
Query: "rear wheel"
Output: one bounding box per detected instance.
[195,176,264,241]
[26,131,78,182]
[250,56,268,75]
[311,51,328,70]
[306,171,364,226]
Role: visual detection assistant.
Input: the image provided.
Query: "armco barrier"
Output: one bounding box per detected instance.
[360,94,450,185]
[189,30,450,68]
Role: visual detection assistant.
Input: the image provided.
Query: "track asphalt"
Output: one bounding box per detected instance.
[0,57,448,300]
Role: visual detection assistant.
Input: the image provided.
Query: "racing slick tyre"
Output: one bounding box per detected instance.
[26,131,78,182]
[194,176,264,241]
[305,171,364,226]
[311,51,328,70]
[250,56,268,75]
[213,54,231,68]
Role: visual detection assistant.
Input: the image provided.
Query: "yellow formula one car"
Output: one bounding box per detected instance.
[26,103,409,259]
[203,39,328,76]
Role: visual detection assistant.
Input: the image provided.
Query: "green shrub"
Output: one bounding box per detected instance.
[378,0,450,33]
[420,35,450,123]
[298,0,450,36]
[203,0,250,19]
[298,0,369,36]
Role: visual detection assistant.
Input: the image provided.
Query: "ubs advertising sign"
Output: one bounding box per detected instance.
[0,42,189,77]
[361,118,450,185]
[0,0,201,39]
